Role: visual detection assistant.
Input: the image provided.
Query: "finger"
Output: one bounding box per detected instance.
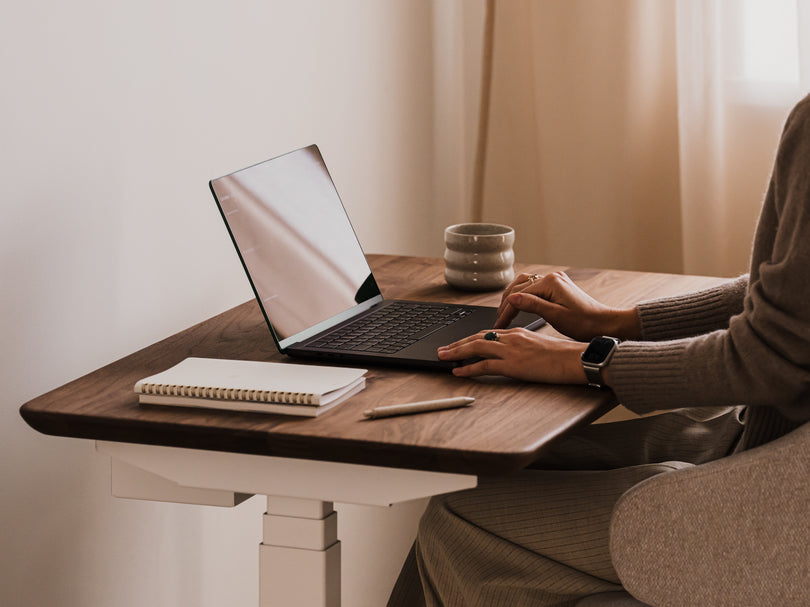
[510,272,536,288]
[497,281,524,317]
[439,330,490,352]
[451,357,506,378]
[494,303,519,329]
[438,334,507,360]
[441,328,518,350]
[498,272,537,305]
[505,292,561,319]
[439,331,501,353]
[516,271,543,285]
[497,284,525,316]
[497,289,551,328]
[497,273,541,316]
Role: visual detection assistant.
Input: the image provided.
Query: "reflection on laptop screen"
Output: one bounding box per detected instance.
[210,145,380,347]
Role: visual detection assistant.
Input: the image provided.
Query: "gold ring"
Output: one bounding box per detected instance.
[528,274,539,283]
[484,331,499,342]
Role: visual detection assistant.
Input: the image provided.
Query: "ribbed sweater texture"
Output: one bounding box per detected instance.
[610,94,810,450]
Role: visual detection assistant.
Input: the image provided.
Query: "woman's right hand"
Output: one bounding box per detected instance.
[494,271,641,342]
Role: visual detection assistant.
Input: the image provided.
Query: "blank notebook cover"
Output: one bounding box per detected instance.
[134,357,367,417]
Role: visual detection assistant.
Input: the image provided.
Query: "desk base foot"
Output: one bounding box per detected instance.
[260,497,341,607]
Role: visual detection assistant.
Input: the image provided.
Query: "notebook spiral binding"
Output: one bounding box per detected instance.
[138,383,315,405]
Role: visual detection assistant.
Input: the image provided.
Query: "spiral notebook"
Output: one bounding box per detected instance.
[134,357,367,417]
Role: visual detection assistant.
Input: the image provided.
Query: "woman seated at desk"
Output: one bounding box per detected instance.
[388,94,810,606]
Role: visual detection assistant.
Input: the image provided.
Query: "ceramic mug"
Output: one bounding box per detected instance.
[444,223,515,291]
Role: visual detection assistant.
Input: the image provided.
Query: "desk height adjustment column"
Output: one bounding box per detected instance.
[261,497,341,607]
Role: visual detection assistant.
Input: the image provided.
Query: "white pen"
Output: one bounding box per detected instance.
[363,396,474,419]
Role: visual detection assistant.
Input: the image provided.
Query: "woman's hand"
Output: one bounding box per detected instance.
[438,328,588,383]
[494,271,641,342]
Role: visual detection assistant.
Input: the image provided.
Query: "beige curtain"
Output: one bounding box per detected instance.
[674,0,810,275]
[462,0,810,277]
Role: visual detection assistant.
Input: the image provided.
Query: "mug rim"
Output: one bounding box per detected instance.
[445,222,514,237]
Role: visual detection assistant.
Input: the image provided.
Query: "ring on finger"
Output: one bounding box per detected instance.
[484,331,500,342]
[528,273,540,283]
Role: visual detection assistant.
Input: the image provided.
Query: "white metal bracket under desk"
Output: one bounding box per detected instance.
[96,440,477,607]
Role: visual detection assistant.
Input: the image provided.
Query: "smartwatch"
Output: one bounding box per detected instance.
[581,336,620,388]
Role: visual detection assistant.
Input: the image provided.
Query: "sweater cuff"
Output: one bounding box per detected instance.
[608,340,693,415]
[638,276,747,341]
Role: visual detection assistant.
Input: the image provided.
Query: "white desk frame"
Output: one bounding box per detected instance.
[96,441,477,607]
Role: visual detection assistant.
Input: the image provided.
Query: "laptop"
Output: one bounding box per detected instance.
[209,144,545,370]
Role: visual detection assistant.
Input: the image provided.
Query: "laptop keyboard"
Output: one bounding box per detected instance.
[308,301,474,354]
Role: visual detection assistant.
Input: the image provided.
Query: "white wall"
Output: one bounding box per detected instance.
[1,1,477,605]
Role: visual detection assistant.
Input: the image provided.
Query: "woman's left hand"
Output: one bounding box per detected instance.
[438,328,588,384]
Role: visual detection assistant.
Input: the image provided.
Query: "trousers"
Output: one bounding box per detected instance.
[387,407,745,607]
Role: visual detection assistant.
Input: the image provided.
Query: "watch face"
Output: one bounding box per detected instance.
[582,337,617,364]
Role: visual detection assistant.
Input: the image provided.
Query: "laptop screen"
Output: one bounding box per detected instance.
[210,145,381,349]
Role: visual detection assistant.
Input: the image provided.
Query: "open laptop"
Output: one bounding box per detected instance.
[209,144,544,370]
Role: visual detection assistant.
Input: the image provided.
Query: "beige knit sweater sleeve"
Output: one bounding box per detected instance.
[636,275,748,341]
[609,95,810,423]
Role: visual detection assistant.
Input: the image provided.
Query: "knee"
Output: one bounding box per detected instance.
[415,487,478,560]
[416,493,452,542]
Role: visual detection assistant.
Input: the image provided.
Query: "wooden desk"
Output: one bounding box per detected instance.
[19,254,724,606]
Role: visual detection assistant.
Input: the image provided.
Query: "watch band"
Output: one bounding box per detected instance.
[582,361,605,387]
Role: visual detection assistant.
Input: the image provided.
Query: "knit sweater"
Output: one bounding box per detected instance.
[610,94,810,451]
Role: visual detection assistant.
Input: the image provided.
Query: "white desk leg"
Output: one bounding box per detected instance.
[260,497,341,607]
[98,441,477,607]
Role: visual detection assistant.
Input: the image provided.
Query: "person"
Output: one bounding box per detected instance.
[387,92,810,607]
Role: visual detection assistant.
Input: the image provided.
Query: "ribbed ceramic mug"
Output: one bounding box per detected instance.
[444,223,515,291]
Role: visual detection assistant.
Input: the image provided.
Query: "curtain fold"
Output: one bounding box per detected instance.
[675,0,807,275]
[461,0,809,277]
